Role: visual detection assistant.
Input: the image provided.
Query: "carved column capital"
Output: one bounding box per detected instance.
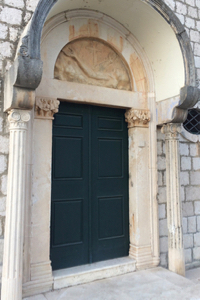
[8,109,31,130]
[161,123,181,140]
[35,97,60,120]
[125,109,151,128]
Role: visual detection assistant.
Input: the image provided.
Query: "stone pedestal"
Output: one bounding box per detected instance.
[162,123,185,276]
[1,110,31,300]
[125,108,154,269]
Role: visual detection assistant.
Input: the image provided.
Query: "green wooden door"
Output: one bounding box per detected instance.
[50,102,129,270]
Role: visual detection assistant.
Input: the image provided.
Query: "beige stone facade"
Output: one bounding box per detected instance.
[0,0,200,299]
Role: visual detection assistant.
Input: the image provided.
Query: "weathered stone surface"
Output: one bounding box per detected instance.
[55,39,131,91]
[159,204,166,219]
[190,144,198,156]
[182,202,194,217]
[194,232,200,246]
[193,247,200,260]
[193,157,200,170]
[194,201,200,215]
[183,234,194,248]
[0,175,7,196]
[181,157,191,170]
[180,171,189,185]
[188,216,196,233]
[159,219,168,236]
[186,186,200,201]
[184,248,192,263]
[158,187,166,203]
[0,156,7,175]
[179,143,189,155]
[183,217,188,234]
[160,237,168,253]
[0,7,22,25]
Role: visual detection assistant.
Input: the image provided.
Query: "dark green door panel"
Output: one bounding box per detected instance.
[50,102,129,270]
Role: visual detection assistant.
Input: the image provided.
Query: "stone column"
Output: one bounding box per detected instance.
[1,110,31,300]
[125,108,154,269]
[161,123,185,276]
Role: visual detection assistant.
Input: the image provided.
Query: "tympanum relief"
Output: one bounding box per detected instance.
[54,38,132,91]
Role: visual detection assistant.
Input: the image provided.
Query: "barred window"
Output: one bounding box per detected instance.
[183,109,200,135]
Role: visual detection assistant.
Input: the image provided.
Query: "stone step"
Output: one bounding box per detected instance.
[53,256,136,290]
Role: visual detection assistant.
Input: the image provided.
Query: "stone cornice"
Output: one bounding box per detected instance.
[125,109,151,128]
[35,97,60,120]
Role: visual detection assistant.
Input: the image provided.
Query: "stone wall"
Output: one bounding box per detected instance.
[0,0,39,276]
[157,127,200,269]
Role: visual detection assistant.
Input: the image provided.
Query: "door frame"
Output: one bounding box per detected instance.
[22,11,159,297]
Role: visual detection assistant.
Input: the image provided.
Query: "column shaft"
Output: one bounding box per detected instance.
[1,110,30,300]
[162,123,185,276]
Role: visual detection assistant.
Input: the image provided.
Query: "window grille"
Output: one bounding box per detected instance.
[183,109,200,135]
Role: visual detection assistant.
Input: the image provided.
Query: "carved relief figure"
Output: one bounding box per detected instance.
[54,38,132,91]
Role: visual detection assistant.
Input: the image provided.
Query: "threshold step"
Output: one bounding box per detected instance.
[53,257,136,290]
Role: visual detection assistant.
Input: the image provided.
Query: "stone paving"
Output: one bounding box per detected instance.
[24,267,200,300]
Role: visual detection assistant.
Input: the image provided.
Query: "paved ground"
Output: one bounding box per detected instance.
[24,267,200,300]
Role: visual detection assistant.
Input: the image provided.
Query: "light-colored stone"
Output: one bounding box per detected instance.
[0,24,8,39]
[0,175,7,196]
[26,0,39,11]
[190,171,200,185]
[193,247,200,260]
[179,143,189,155]
[159,204,166,219]
[160,253,168,267]
[0,117,3,132]
[9,28,19,42]
[194,201,200,215]
[159,219,168,236]
[197,216,200,231]
[157,156,166,171]
[182,202,194,217]
[176,2,187,15]
[194,232,200,246]
[0,155,7,175]
[180,171,189,186]
[53,257,136,291]
[157,186,166,203]
[190,144,198,157]
[194,56,200,68]
[159,237,168,253]
[183,217,188,234]
[188,216,196,233]
[157,141,163,155]
[162,123,185,275]
[181,157,191,171]
[186,0,195,6]
[0,7,22,25]
[4,0,24,8]
[0,136,9,154]
[165,0,175,10]
[183,234,193,249]
[184,249,192,264]
[0,42,12,59]
[158,171,163,186]
[1,110,31,300]
[193,157,200,170]
[194,42,200,56]
[188,7,198,18]
[186,186,200,201]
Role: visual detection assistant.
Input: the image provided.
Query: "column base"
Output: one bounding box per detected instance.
[22,261,53,298]
[168,248,185,276]
[1,277,22,300]
[129,244,159,270]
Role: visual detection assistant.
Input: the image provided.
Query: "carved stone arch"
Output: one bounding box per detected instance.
[54,37,133,92]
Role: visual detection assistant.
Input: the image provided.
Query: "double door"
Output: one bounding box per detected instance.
[50,102,129,270]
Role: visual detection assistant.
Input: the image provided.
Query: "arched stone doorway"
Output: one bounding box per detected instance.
[1,1,200,299]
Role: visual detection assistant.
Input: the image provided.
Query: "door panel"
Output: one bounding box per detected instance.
[51,102,129,270]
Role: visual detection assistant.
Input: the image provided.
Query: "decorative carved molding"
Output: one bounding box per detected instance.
[8,109,31,130]
[54,38,131,91]
[125,108,151,128]
[35,97,60,119]
[161,123,181,139]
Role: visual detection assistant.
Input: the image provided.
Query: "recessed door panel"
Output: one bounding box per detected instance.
[51,102,129,270]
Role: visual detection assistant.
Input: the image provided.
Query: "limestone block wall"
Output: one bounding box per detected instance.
[157,128,200,269]
[0,0,39,279]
